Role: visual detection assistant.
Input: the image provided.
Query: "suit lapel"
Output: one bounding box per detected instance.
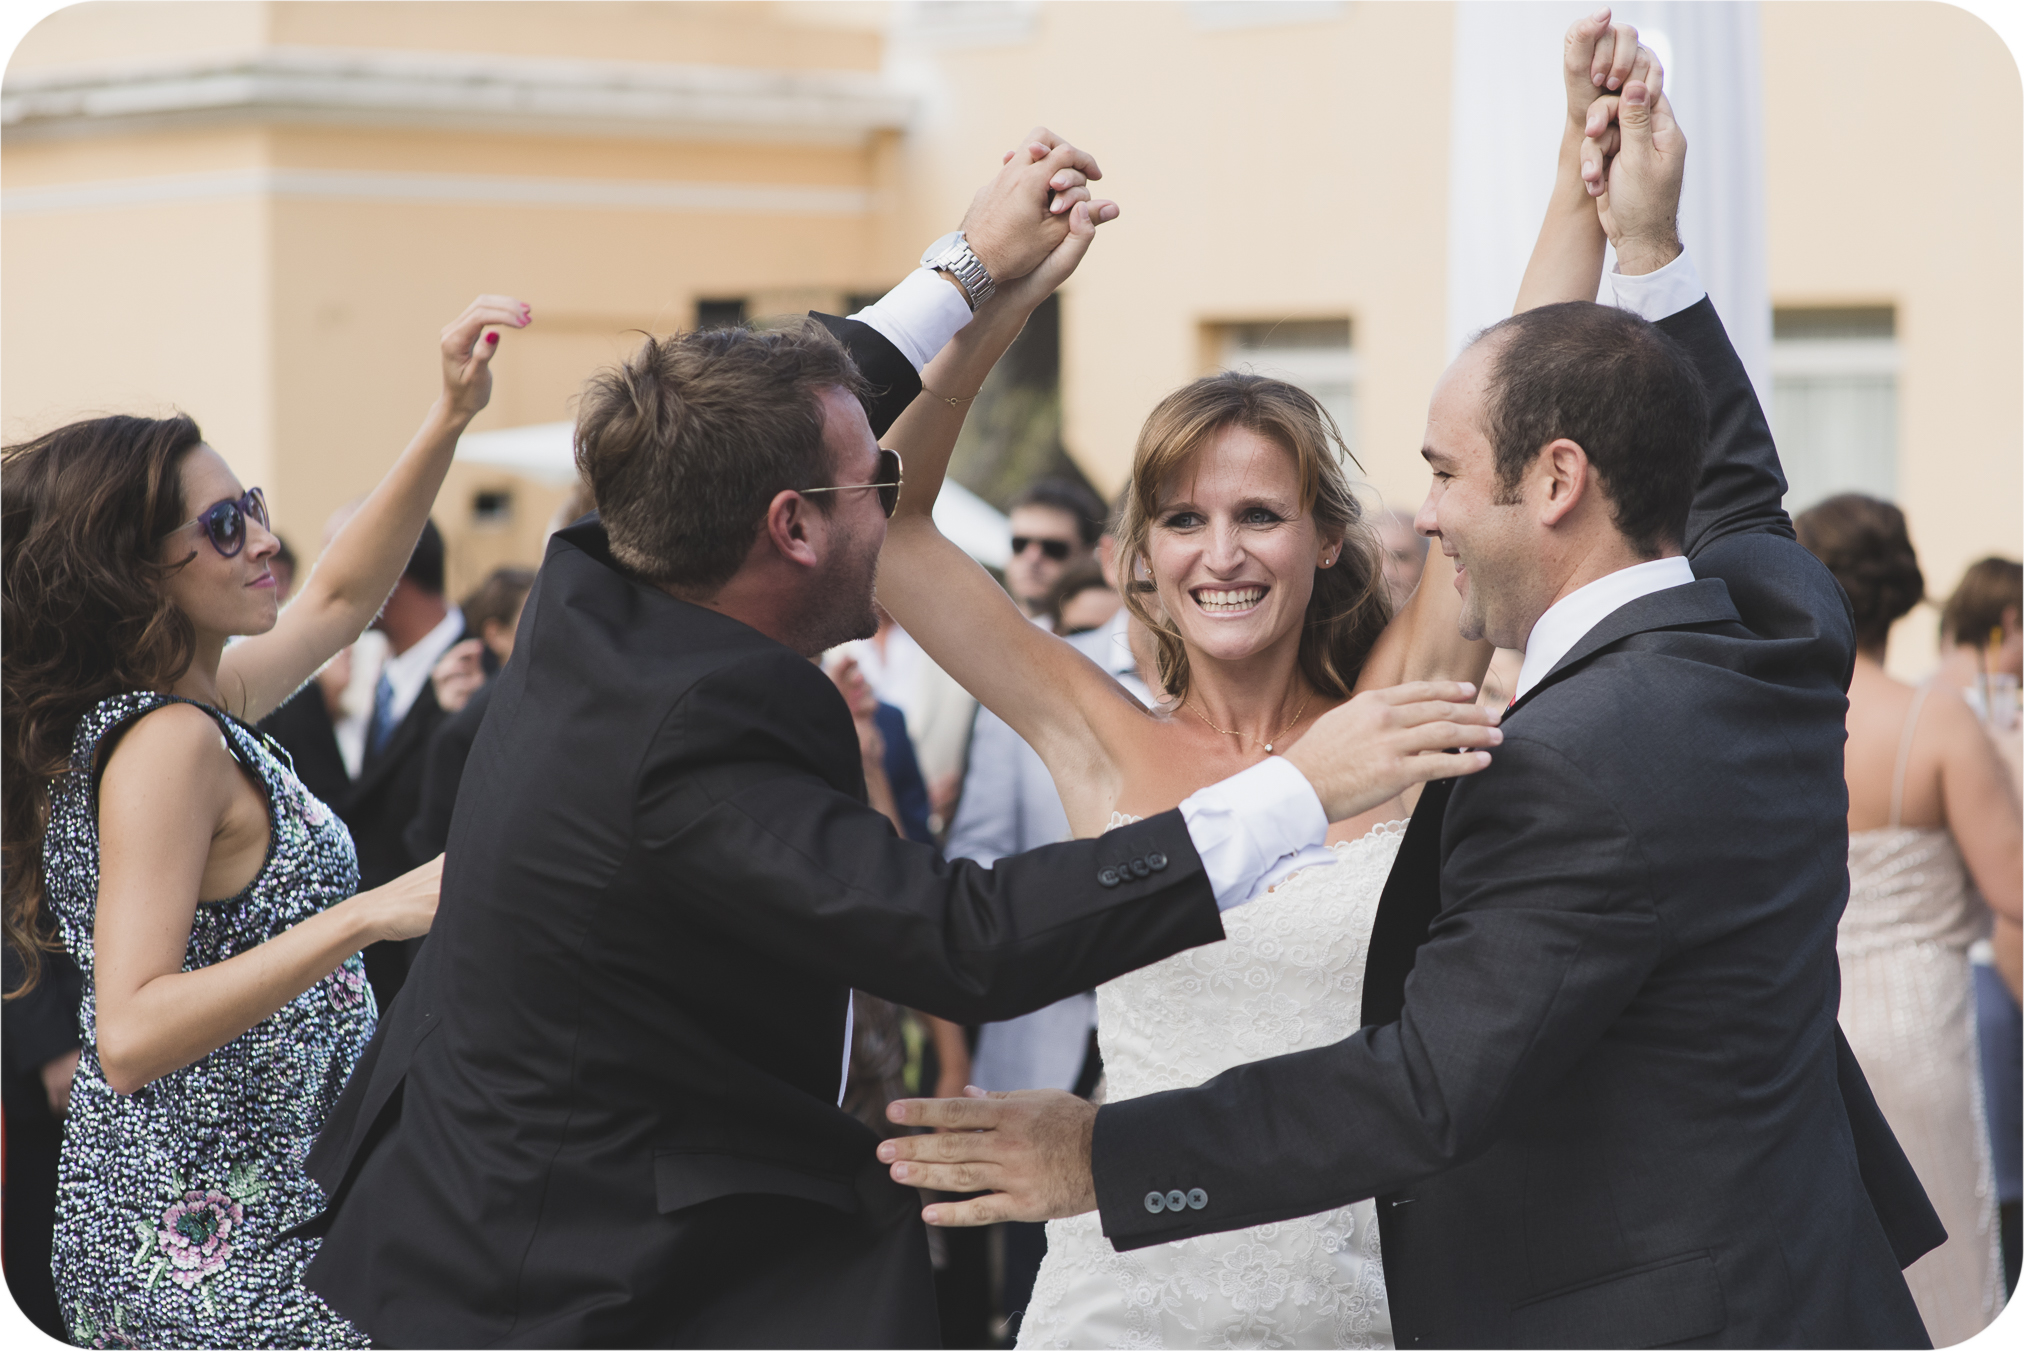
[1506,578,1738,719]
[1360,778,1453,1027]
[1360,579,1740,1026]
[352,677,446,797]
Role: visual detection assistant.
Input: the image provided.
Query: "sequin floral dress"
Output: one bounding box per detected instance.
[43,693,376,1349]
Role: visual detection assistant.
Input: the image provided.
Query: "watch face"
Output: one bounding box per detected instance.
[920,231,964,268]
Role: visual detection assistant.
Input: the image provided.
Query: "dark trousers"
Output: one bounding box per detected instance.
[3,1103,68,1339]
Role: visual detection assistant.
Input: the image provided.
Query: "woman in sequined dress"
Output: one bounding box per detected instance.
[1797,495,2023,1346]
[0,295,529,1348]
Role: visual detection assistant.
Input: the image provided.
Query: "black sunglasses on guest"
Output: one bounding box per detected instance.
[1011,536,1074,561]
[160,487,270,559]
[796,448,904,519]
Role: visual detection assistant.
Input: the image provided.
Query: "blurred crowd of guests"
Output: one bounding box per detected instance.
[6,468,2019,1348]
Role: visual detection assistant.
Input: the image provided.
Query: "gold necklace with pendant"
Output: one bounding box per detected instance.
[1183,687,1314,754]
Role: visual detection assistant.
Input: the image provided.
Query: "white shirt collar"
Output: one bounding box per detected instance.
[378,604,465,726]
[1513,557,1696,702]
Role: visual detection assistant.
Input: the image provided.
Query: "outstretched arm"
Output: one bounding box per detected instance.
[876,145,1148,822]
[1512,9,1651,312]
[1353,14,1649,697]
[218,297,530,722]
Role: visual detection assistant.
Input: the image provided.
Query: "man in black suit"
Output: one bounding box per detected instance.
[299,133,1502,1348]
[341,517,473,1004]
[881,82,1941,1349]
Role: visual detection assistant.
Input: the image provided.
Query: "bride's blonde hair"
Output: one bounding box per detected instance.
[1113,373,1390,701]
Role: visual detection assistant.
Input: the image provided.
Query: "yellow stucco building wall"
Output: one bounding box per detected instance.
[4,1,2017,676]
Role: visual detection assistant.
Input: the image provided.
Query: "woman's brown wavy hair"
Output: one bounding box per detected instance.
[3,415,205,996]
[1113,372,1391,701]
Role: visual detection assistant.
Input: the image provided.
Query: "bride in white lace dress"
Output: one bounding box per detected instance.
[1020,813,1404,1348]
[870,113,1614,1347]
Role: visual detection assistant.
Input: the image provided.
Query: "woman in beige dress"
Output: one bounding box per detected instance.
[1798,494,2024,1345]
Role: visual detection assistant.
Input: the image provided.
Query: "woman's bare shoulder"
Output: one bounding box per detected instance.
[99,701,234,788]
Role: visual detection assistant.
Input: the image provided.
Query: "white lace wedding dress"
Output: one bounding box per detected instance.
[1018,814,1404,1349]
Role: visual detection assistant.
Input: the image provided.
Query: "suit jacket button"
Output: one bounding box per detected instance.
[1147,852,1168,871]
[1130,857,1151,879]
[1187,1188,1207,1210]
[1099,868,1120,888]
[1165,1190,1188,1212]
[1144,1191,1166,1213]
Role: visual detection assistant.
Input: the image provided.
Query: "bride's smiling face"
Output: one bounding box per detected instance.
[1147,424,1338,668]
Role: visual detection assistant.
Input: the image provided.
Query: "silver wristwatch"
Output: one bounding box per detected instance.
[919,231,996,311]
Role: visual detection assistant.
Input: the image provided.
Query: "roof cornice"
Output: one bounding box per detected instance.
[1,46,914,145]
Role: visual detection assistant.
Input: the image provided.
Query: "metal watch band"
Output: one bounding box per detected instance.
[939,238,995,310]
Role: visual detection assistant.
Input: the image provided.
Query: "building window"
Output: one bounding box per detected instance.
[696,298,747,331]
[1770,306,1898,512]
[472,489,513,528]
[1211,318,1358,463]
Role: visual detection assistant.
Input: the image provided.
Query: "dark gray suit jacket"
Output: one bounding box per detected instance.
[1090,298,1941,1349]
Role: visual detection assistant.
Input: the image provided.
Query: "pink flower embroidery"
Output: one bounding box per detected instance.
[156,1190,240,1288]
[298,787,331,828]
[326,964,367,1012]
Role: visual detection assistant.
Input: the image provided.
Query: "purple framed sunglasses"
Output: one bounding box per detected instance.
[161,487,270,559]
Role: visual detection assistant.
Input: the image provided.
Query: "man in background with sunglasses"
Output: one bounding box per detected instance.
[300,132,1501,1348]
[1005,477,1106,625]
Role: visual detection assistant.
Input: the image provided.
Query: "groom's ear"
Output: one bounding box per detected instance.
[1536,438,1591,528]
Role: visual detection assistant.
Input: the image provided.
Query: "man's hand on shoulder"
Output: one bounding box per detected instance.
[956,127,1118,285]
[1281,681,1500,822]
[879,1087,1099,1225]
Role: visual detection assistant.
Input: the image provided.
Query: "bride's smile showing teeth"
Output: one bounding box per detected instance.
[1193,586,1266,614]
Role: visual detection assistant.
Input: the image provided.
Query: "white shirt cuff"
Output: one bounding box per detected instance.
[846,267,975,373]
[1178,755,1336,912]
[1607,248,1705,324]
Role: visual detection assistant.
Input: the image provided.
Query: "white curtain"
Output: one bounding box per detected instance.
[1446,1,1769,411]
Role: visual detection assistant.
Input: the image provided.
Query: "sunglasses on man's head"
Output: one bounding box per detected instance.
[161,488,269,559]
[796,448,904,519]
[1011,536,1074,561]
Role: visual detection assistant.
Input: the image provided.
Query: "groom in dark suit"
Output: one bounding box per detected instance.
[882,80,1942,1350]
[297,133,1503,1348]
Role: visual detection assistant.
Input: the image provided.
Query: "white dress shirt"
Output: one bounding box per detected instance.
[847,268,975,374]
[1512,556,1698,703]
[374,605,465,731]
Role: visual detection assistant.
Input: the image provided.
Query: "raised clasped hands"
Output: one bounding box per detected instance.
[957,127,1120,309]
[1564,9,1686,276]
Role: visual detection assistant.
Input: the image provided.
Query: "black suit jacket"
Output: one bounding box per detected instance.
[301,317,1228,1348]
[339,630,473,1006]
[1090,298,1940,1349]
[256,682,351,813]
[343,632,470,886]
[402,676,494,865]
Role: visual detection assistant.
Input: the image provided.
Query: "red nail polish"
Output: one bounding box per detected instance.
[486,332,499,343]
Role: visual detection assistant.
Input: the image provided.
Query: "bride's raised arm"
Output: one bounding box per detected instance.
[877,164,1144,810]
[1353,11,1651,695]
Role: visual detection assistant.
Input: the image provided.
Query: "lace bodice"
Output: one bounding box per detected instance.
[1019,817,1405,1349]
[1098,816,1406,1103]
